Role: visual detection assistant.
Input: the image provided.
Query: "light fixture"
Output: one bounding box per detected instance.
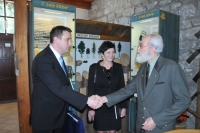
[139,18,154,23]
[36,18,51,21]
[42,9,64,15]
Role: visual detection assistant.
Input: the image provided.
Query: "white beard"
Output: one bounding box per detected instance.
[136,51,152,63]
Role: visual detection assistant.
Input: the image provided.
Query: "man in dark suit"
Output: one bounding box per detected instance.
[31,26,101,133]
[100,34,191,133]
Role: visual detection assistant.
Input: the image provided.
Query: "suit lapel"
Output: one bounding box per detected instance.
[137,64,146,100]
[143,56,164,101]
[46,45,67,78]
[143,69,159,100]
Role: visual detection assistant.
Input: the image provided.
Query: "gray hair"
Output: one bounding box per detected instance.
[147,34,163,53]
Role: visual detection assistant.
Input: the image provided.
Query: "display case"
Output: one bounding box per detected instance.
[130,10,180,76]
[28,1,76,82]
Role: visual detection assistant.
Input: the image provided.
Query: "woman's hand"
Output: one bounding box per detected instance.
[88,110,95,121]
[120,108,126,117]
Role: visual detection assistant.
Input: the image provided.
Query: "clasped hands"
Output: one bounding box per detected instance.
[87,95,107,109]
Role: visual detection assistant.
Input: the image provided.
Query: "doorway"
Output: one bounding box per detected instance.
[0,34,16,102]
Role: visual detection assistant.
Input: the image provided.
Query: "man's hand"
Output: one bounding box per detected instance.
[88,110,95,121]
[101,96,108,103]
[87,95,103,109]
[142,117,156,131]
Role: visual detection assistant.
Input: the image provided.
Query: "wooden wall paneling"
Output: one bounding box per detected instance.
[0,79,16,101]
[14,0,32,133]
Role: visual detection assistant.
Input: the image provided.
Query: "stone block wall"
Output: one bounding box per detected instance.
[88,0,200,128]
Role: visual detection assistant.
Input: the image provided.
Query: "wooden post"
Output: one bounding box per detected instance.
[195,61,200,129]
[14,0,32,133]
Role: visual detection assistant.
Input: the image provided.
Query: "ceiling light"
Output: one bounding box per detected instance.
[42,9,64,15]
[139,19,154,23]
[36,18,51,21]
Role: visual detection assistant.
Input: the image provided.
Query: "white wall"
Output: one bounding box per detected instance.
[76,8,89,20]
[76,38,130,74]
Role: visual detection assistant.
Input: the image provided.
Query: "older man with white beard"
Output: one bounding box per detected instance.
[99,34,191,133]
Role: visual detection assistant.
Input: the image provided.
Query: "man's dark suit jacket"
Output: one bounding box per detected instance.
[31,45,88,130]
[106,56,191,133]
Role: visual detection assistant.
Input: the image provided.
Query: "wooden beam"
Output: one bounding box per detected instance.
[188,108,200,119]
[14,0,32,133]
[119,29,129,37]
[196,70,200,129]
[100,35,130,42]
[102,24,112,35]
[76,19,131,29]
[84,0,94,2]
[47,0,92,9]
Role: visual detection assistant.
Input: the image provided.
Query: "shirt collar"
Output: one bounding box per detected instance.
[49,44,61,60]
[148,55,160,68]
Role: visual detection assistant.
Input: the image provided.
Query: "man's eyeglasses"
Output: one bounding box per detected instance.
[139,44,150,49]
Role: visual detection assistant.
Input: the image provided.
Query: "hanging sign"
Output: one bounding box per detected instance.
[131,10,160,22]
[33,1,76,13]
[76,33,100,39]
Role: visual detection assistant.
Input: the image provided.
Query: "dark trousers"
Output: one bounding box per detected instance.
[32,128,63,133]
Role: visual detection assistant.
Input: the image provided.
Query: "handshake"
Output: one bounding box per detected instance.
[87,95,108,109]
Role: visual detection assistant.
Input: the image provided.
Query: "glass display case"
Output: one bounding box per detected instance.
[29,1,76,82]
[130,10,180,76]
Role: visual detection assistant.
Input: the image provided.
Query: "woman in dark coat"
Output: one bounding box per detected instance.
[87,41,127,133]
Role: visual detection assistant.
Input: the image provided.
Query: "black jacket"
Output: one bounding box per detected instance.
[31,45,88,130]
[88,61,127,114]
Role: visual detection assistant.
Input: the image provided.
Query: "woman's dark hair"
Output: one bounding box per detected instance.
[99,41,116,54]
[50,26,72,43]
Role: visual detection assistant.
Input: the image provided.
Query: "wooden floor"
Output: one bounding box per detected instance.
[0,101,19,133]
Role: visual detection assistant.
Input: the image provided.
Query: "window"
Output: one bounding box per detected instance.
[0,0,14,34]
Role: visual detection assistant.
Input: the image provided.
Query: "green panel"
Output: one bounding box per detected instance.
[159,10,180,63]
[33,1,76,13]
[130,10,160,22]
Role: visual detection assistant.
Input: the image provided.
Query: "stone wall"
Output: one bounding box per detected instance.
[88,0,200,129]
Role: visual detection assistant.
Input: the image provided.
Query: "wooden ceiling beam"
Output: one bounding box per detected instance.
[102,24,112,35]
[100,35,130,42]
[84,0,94,2]
[119,29,129,37]
[76,19,131,29]
[47,0,92,9]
